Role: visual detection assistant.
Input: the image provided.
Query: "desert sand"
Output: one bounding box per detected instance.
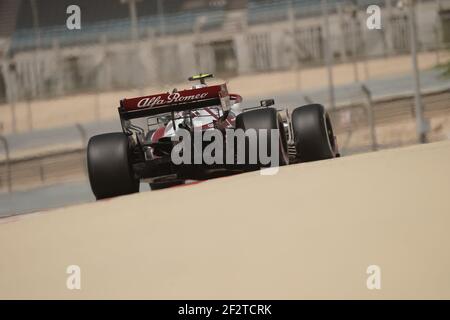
[1,140,450,299]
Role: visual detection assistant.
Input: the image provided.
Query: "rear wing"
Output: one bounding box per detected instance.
[119,84,231,120]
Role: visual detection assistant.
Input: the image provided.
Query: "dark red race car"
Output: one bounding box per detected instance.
[87,73,339,199]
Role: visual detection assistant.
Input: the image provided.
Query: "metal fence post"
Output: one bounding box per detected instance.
[26,95,33,131]
[350,4,360,83]
[408,0,428,143]
[434,0,443,65]
[75,123,88,177]
[385,0,395,56]
[304,95,314,104]
[75,123,87,148]
[287,0,302,90]
[0,135,12,193]
[10,99,17,134]
[321,0,336,110]
[361,84,378,151]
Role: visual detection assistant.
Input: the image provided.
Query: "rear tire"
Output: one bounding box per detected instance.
[235,108,289,168]
[291,104,337,162]
[87,132,139,199]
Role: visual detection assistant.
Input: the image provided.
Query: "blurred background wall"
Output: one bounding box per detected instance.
[0,0,449,102]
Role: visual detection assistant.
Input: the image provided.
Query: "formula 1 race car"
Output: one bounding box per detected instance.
[87,73,339,199]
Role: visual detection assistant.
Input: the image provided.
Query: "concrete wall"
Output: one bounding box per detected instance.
[1,1,448,102]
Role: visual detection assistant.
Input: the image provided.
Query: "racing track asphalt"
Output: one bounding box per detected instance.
[1,140,450,299]
[0,181,151,217]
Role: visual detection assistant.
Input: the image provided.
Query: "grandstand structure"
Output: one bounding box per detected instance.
[0,0,448,103]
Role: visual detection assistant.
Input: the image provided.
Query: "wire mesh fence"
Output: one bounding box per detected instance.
[0,149,86,193]
[1,88,449,193]
[329,88,450,153]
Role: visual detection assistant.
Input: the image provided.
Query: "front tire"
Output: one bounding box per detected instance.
[291,104,338,162]
[87,132,139,199]
[235,108,289,168]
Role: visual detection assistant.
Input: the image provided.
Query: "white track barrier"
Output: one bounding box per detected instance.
[1,140,450,299]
